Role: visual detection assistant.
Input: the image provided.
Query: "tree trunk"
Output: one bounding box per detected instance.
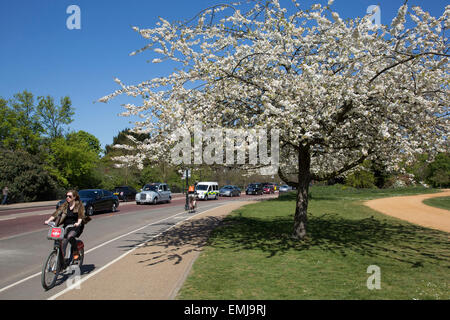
[293,146,311,240]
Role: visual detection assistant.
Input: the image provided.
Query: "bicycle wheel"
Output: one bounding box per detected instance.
[41,250,60,290]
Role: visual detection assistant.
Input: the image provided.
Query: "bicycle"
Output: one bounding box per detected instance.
[41,221,85,291]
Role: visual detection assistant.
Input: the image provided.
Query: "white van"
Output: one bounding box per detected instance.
[195,182,219,200]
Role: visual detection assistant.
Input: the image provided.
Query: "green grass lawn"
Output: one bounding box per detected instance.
[423,196,450,211]
[177,185,449,300]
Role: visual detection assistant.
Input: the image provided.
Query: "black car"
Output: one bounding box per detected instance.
[246,183,263,195]
[56,189,119,216]
[113,186,137,202]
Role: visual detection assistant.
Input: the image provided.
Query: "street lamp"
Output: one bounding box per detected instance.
[184,169,190,211]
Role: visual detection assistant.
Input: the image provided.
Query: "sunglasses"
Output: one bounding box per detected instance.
[66,195,73,199]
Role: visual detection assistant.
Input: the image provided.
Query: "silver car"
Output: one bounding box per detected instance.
[279,185,293,192]
[219,185,241,197]
[136,183,172,205]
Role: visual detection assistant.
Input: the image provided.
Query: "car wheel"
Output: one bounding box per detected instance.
[136,202,140,205]
[111,202,117,213]
[168,196,171,203]
[153,197,158,205]
[86,205,94,216]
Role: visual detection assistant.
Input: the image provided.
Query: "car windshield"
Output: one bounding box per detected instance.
[222,186,233,189]
[249,184,260,188]
[79,190,98,198]
[114,187,127,192]
[196,185,208,191]
[143,185,158,192]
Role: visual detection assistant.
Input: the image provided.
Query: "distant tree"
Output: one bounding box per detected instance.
[405,153,431,184]
[104,128,150,155]
[0,98,17,150]
[67,130,102,157]
[99,128,152,189]
[427,153,450,188]
[0,148,61,203]
[37,95,74,139]
[46,131,102,189]
[405,153,449,187]
[345,161,376,188]
[1,91,44,154]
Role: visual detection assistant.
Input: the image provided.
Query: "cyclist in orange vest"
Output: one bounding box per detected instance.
[188,183,197,212]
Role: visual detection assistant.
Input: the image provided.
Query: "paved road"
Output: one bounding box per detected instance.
[0,193,276,300]
[0,196,186,240]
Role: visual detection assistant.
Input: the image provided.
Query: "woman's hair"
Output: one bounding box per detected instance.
[67,189,80,202]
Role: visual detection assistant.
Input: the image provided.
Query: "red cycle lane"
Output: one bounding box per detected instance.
[0,206,55,217]
[0,197,185,240]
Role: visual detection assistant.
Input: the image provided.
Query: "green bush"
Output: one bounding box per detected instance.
[345,169,376,189]
[0,149,62,203]
[427,153,450,188]
[406,153,450,188]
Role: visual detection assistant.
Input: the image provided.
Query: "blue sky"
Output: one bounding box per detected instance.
[1,0,447,151]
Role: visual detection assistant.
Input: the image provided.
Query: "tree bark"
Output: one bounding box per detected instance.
[293,145,311,240]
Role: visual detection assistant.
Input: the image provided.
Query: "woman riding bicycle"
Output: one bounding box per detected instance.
[44,190,91,261]
[188,182,198,212]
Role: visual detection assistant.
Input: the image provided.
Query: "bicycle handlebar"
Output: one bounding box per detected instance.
[45,221,77,231]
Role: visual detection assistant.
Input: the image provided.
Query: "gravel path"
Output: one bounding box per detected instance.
[364,189,450,233]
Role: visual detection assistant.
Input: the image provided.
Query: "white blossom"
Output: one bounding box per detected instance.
[99,0,449,184]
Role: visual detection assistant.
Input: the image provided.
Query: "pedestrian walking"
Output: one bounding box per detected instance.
[1,186,9,205]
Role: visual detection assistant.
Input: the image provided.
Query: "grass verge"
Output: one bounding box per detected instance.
[177,185,449,300]
[423,196,450,211]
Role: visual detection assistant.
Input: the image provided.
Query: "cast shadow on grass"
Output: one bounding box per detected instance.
[120,211,449,269]
[208,213,450,267]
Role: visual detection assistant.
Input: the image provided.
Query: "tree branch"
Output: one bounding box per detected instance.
[311,150,372,181]
[370,51,450,83]
[278,166,299,187]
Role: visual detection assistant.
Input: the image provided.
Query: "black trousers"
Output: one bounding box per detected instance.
[61,225,84,258]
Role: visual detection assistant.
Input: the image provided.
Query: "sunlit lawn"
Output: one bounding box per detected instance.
[177,186,449,300]
[423,196,450,211]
